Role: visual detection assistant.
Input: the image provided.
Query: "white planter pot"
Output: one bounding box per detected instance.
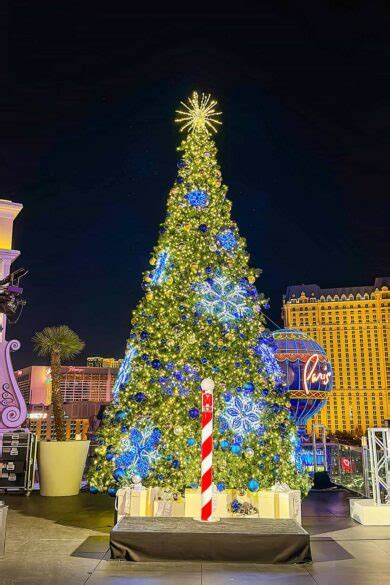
[38,440,90,497]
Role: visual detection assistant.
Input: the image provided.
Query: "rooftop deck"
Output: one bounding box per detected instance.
[1,489,390,584]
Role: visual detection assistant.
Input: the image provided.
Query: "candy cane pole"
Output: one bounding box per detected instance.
[201,378,215,522]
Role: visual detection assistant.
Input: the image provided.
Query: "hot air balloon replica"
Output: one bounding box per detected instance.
[272,328,333,433]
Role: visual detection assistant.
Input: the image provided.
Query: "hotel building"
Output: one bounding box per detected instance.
[15,365,118,406]
[15,363,119,440]
[282,277,390,433]
[87,356,122,368]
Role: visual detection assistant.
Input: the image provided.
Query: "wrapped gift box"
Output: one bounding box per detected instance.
[271,483,302,525]
[184,488,201,518]
[184,487,232,518]
[250,490,276,518]
[215,489,231,518]
[276,490,301,525]
[153,498,185,517]
[115,487,155,520]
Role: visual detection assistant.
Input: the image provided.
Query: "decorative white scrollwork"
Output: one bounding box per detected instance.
[0,339,27,430]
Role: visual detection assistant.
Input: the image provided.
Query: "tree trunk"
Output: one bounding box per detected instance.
[51,351,65,441]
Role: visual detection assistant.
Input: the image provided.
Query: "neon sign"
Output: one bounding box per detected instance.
[303,354,332,395]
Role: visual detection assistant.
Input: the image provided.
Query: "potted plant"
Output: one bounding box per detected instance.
[33,325,89,496]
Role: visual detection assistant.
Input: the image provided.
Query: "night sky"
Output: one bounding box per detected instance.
[3,3,390,367]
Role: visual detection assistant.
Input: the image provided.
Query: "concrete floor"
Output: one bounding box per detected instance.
[1,490,390,584]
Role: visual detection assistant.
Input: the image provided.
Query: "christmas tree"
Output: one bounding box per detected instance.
[88,92,310,496]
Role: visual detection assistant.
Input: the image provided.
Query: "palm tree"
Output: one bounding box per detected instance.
[33,326,85,441]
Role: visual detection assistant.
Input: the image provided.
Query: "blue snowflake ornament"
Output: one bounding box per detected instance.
[113,344,138,402]
[219,393,264,435]
[185,190,209,207]
[194,274,253,324]
[116,424,161,479]
[216,229,237,252]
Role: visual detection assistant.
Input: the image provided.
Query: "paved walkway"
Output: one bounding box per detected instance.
[1,490,390,584]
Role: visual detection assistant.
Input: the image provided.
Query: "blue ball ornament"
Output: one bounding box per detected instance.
[273,454,281,463]
[244,382,255,393]
[89,485,99,494]
[220,440,230,450]
[186,437,196,447]
[188,407,200,419]
[108,487,117,497]
[112,468,125,481]
[261,389,269,397]
[114,411,126,423]
[157,474,164,481]
[177,159,186,168]
[140,331,149,341]
[172,459,180,469]
[272,403,280,413]
[231,444,242,456]
[151,359,161,369]
[216,482,225,492]
[247,479,260,492]
[134,392,146,403]
[105,452,115,462]
[198,224,208,233]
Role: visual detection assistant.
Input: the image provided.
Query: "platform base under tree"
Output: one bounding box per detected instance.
[110,517,311,563]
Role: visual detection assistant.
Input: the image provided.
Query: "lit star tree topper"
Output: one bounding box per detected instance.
[88,92,311,497]
[175,91,222,134]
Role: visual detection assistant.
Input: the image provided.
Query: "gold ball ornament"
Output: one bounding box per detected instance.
[145,291,153,301]
[150,257,156,266]
[248,275,256,284]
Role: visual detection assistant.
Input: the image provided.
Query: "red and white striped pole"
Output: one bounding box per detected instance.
[201,378,214,522]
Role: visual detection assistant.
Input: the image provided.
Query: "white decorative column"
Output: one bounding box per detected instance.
[0,199,27,431]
